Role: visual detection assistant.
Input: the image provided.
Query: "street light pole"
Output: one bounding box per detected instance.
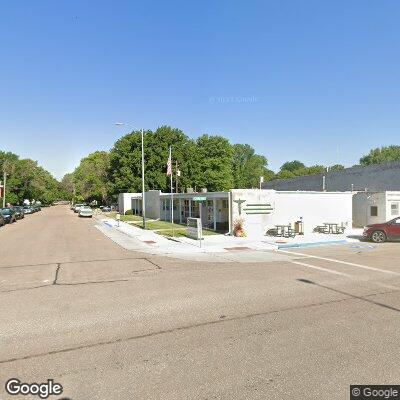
[2,170,6,208]
[141,129,146,229]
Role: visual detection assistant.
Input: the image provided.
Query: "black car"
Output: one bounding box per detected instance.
[0,208,17,224]
[0,213,5,227]
[12,206,25,220]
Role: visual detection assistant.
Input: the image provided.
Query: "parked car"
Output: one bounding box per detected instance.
[31,204,41,212]
[363,217,400,243]
[0,208,17,224]
[73,203,85,213]
[12,206,25,220]
[79,206,93,218]
[0,213,5,227]
[101,206,112,212]
[23,205,33,214]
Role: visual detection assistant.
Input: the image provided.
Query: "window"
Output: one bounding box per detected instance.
[391,202,399,216]
[370,206,378,217]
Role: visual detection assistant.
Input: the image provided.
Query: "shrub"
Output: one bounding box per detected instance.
[125,209,133,215]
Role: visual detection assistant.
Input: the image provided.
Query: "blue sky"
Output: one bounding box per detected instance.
[1,0,400,179]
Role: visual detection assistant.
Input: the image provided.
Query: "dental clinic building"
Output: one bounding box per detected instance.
[119,189,353,237]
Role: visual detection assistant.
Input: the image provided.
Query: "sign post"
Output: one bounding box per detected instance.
[193,196,206,248]
[116,213,121,227]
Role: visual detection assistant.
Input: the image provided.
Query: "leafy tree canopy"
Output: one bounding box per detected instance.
[360,145,400,166]
[0,151,62,205]
[73,151,110,203]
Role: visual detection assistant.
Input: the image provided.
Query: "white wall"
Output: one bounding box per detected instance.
[230,189,353,237]
[118,193,141,215]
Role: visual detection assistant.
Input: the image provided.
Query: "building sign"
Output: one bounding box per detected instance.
[243,203,274,215]
[233,199,246,215]
[187,217,202,240]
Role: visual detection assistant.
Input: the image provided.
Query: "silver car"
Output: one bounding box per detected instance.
[79,206,93,218]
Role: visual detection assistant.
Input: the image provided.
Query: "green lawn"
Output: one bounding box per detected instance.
[105,211,221,238]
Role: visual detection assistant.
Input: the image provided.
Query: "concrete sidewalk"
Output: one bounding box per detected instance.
[95,217,363,263]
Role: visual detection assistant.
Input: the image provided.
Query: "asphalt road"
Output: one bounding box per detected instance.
[1,206,400,399]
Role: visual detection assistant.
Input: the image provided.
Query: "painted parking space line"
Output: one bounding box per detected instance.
[278,249,400,276]
[291,261,351,277]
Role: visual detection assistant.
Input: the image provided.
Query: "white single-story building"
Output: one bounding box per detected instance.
[122,190,230,231]
[119,189,354,237]
[353,191,400,227]
[230,189,353,237]
[118,192,142,215]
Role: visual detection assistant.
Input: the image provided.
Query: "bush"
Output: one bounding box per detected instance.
[125,209,133,215]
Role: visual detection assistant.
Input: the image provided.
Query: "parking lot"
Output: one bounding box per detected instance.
[1,205,400,399]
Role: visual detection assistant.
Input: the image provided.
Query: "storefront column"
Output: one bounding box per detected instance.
[179,199,182,224]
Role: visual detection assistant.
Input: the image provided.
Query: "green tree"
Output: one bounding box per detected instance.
[280,160,306,173]
[232,144,269,188]
[194,135,233,191]
[305,165,326,175]
[73,151,110,203]
[145,126,196,192]
[60,173,75,200]
[360,145,400,166]
[0,151,61,205]
[329,164,345,172]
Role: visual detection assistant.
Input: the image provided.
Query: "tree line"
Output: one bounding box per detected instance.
[62,126,273,204]
[3,132,400,206]
[63,126,400,204]
[0,151,65,205]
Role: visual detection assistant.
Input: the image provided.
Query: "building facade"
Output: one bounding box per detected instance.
[263,161,400,192]
[119,189,354,237]
[353,191,400,227]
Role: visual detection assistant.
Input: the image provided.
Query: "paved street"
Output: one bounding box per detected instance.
[1,206,400,399]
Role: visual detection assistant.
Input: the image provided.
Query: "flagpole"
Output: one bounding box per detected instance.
[170,146,174,237]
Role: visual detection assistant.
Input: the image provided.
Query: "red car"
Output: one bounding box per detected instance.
[363,217,400,243]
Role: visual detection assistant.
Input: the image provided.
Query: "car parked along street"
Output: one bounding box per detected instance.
[12,206,25,220]
[363,217,400,243]
[0,208,17,224]
[79,206,93,218]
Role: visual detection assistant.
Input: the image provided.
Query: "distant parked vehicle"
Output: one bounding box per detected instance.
[0,213,5,227]
[73,204,85,213]
[32,203,41,212]
[23,205,33,214]
[101,206,112,212]
[79,206,93,218]
[12,206,25,219]
[0,208,17,224]
[363,217,400,243]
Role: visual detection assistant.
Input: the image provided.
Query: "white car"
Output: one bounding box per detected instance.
[79,206,93,218]
[73,203,85,213]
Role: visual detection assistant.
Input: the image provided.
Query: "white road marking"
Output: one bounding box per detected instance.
[291,261,351,277]
[279,249,400,276]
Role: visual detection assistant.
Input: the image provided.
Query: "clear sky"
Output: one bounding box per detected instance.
[1,0,400,179]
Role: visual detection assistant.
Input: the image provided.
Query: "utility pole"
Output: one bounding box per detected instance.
[141,129,146,229]
[2,170,6,208]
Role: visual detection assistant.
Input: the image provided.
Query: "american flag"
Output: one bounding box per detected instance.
[166,147,172,176]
